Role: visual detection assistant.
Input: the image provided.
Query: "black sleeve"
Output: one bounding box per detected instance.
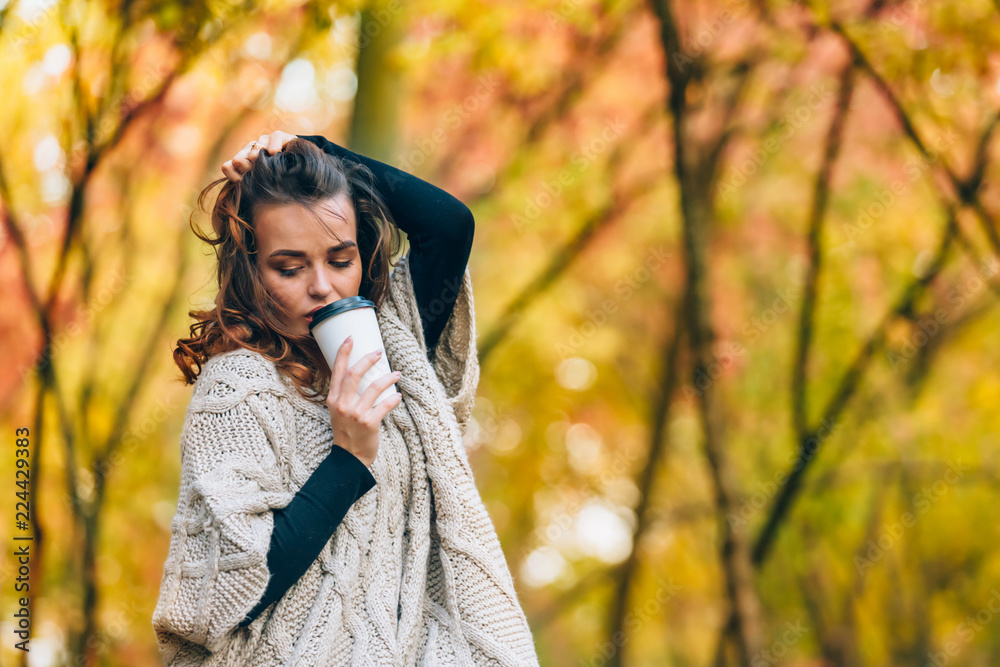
[297,134,474,357]
[237,444,375,627]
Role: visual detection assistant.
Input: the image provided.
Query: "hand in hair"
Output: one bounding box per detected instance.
[221,131,299,182]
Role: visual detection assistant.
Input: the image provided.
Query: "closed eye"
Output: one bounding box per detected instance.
[278,261,352,278]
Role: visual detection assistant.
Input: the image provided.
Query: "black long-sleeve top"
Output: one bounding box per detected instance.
[237,135,473,628]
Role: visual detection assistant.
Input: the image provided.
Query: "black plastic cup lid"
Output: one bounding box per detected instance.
[308,296,376,333]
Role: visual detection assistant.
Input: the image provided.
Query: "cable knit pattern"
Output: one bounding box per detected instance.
[152,254,539,666]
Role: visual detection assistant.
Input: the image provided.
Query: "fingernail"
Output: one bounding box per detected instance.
[375,350,383,357]
[345,335,353,344]
[393,371,401,377]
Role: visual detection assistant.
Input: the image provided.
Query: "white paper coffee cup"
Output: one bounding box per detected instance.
[309,296,399,408]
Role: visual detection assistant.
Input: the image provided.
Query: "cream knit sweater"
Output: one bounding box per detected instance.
[152,255,540,666]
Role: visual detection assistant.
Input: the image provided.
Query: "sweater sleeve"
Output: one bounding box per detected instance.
[388,254,480,443]
[296,134,475,357]
[427,261,480,438]
[152,387,295,658]
[237,444,375,628]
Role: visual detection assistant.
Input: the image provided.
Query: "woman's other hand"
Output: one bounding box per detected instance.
[221,131,299,182]
[326,336,402,469]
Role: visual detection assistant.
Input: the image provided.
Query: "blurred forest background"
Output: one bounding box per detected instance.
[2,0,1000,665]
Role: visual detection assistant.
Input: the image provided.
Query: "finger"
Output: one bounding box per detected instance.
[227,143,255,169]
[221,160,241,182]
[357,370,400,413]
[367,389,402,421]
[257,134,273,154]
[234,141,260,165]
[267,133,289,154]
[232,155,254,175]
[342,350,385,402]
[341,349,384,404]
[273,131,296,151]
[223,142,259,181]
[328,337,355,403]
[229,158,253,184]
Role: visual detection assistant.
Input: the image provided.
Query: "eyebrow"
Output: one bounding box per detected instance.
[268,241,357,258]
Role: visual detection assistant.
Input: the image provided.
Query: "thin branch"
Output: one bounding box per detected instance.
[714,58,857,667]
[478,104,664,363]
[0,173,48,331]
[753,205,960,566]
[951,225,1000,302]
[701,58,756,189]
[792,65,855,443]
[830,20,1000,255]
[453,0,641,205]
[652,0,765,660]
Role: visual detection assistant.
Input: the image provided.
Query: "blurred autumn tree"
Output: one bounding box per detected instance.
[2,0,1000,666]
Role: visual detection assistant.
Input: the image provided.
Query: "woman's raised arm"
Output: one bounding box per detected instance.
[297,134,474,358]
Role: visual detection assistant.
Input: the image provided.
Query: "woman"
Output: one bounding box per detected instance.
[152,132,539,666]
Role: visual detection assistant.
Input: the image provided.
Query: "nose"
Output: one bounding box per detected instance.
[307,264,335,299]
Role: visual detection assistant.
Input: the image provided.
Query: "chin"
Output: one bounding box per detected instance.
[283,320,311,338]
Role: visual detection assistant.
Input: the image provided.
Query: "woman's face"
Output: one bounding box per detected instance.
[254,193,363,337]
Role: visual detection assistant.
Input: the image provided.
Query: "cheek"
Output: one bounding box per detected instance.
[262,275,297,309]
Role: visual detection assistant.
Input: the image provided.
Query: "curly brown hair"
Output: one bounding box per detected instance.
[173,138,404,401]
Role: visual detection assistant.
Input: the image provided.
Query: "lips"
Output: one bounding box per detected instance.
[305,305,326,322]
